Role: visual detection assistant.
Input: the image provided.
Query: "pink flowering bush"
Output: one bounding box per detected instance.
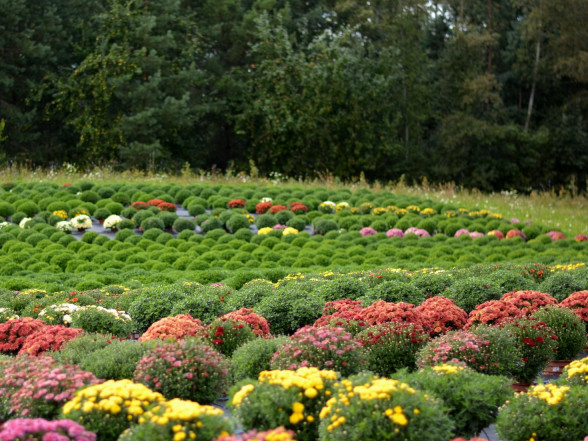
[356,300,422,327]
[138,313,205,342]
[19,325,83,356]
[469,231,484,239]
[270,326,366,376]
[574,233,588,242]
[404,227,430,237]
[501,290,558,315]
[415,296,468,336]
[221,308,271,337]
[359,227,377,237]
[454,229,470,238]
[133,337,230,404]
[386,228,404,238]
[0,318,46,354]
[0,418,96,441]
[0,355,100,419]
[214,427,297,441]
[313,300,366,334]
[546,231,566,241]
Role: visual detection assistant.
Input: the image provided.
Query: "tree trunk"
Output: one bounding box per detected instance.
[524,39,541,132]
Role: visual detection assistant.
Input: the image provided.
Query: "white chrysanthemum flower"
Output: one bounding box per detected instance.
[19,217,32,228]
[71,214,92,229]
[56,221,73,232]
[103,214,122,229]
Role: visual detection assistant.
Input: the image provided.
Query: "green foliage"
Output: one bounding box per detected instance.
[230,336,289,383]
[81,339,147,380]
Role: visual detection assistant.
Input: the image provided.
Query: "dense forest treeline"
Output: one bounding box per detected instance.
[0,0,586,192]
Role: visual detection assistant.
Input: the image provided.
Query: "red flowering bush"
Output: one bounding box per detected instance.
[138,313,205,342]
[560,290,588,330]
[221,308,271,337]
[575,233,588,242]
[157,201,177,212]
[131,201,148,210]
[415,296,468,335]
[501,290,558,315]
[356,301,422,326]
[357,322,428,375]
[313,300,366,334]
[0,318,46,354]
[0,355,100,419]
[228,199,247,208]
[506,229,527,240]
[19,325,83,356]
[147,198,166,207]
[288,202,308,214]
[133,337,230,404]
[205,317,256,357]
[466,300,523,328]
[269,204,286,213]
[502,317,558,383]
[270,326,366,376]
[255,202,273,214]
[214,427,297,441]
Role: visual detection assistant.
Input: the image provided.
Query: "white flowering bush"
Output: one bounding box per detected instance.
[56,221,74,233]
[0,221,10,231]
[19,217,32,228]
[38,303,80,326]
[103,215,122,230]
[0,307,19,323]
[71,215,92,230]
[70,305,134,337]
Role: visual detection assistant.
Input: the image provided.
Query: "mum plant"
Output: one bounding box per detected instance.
[0,418,96,441]
[270,326,366,376]
[230,367,339,441]
[103,214,123,231]
[0,307,18,324]
[466,300,523,328]
[118,398,232,441]
[317,375,454,441]
[415,296,468,336]
[501,290,558,315]
[560,290,588,331]
[230,336,289,383]
[133,337,230,404]
[19,324,83,356]
[139,313,205,342]
[313,300,366,334]
[0,355,100,419]
[557,356,588,386]
[62,379,164,441]
[205,317,257,357]
[256,202,273,214]
[214,427,297,441]
[38,303,79,325]
[71,215,92,230]
[356,301,422,327]
[417,328,522,377]
[56,220,74,232]
[70,305,133,337]
[394,363,513,438]
[495,383,588,441]
[502,317,558,383]
[0,317,46,354]
[357,322,428,376]
[228,199,247,209]
[221,308,271,337]
[532,305,587,360]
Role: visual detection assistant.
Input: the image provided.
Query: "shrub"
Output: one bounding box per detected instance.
[214,428,296,441]
[313,277,368,302]
[531,305,586,360]
[415,296,468,336]
[50,332,113,365]
[395,364,512,439]
[81,339,147,380]
[557,356,588,386]
[139,313,204,342]
[560,290,588,331]
[445,277,502,313]
[62,379,164,441]
[0,355,100,419]
[357,322,428,376]
[118,398,232,441]
[231,336,289,383]
[496,384,588,441]
[466,299,524,327]
[221,308,271,337]
[230,367,340,441]
[201,217,224,233]
[170,286,228,324]
[364,280,424,304]
[205,318,257,357]
[271,326,366,376]
[93,207,111,220]
[313,219,338,235]
[255,214,277,229]
[140,216,165,231]
[70,306,133,338]
[0,318,46,354]
[16,200,40,217]
[227,214,251,233]
[502,317,558,383]
[173,217,196,232]
[539,271,585,301]
[0,418,97,441]
[157,211,178,228]
[501,290,558,314]
[317,375,453,441]
[133,337,230,404]
[356,301,422,326]
[10,211,28,225]
[225,281,275,310]
[19,325,83,356]
[0,202,16,218]
[128,287,189,333]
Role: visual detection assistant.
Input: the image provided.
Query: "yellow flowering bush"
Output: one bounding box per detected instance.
[257,227,273,235]
[496,383,588,441]
[557,356,588,386]
[230,367,339,441]
[62,379,164,441]
[317,374,454,441]
[52,210,68,219]
[118,398,232,441]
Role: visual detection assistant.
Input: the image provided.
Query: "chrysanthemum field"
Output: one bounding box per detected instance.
[0,180,587,441]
